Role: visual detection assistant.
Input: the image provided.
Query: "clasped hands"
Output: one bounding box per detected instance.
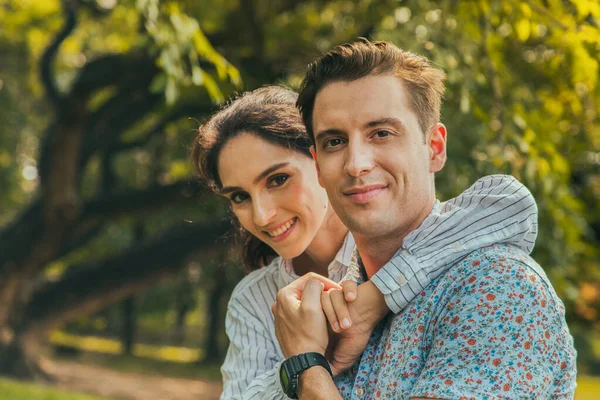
[271,273,389,376]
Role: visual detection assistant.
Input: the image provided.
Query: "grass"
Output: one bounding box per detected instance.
[0,377,118,400]
[1,371,600,399]
[50,331,204,363]
[57,351,222,381]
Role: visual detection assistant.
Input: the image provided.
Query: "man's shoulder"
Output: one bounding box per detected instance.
[229,257,282,306]
[433,244,564,313]
[445,243,546,283]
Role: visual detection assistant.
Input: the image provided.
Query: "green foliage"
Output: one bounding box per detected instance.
[374,0,599,325]
[0,377,117,400]
[0,0,598,377]
[140,0,241,104]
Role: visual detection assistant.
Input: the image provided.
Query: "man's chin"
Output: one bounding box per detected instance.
[343,216,391,238]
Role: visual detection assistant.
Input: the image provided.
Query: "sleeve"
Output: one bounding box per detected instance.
[409,256,577,399]
[370,174,538,313]
[220,297,288,400]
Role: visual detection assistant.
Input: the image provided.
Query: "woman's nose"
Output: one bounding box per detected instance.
[252,195,277,227]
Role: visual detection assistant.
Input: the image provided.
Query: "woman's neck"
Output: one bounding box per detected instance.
[292,207,348,277]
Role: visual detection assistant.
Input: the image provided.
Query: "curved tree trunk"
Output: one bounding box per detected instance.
[0,220,231,379]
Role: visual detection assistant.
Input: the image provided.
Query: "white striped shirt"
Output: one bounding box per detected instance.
[220,175,537,399]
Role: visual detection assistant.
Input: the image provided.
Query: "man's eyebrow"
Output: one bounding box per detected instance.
[364,117,407,131]
[314,128,345,143]
[220,162,290,194]
[314,118,406,143]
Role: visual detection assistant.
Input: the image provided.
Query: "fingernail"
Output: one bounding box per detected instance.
[333,322,340,331]
[341,318,351,328]
[346,292,356,301]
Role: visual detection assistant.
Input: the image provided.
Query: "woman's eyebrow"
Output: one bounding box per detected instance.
[220,162,290,194]
[253,162,289,184]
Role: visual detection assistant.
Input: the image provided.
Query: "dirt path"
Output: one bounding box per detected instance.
[45,359,222,400]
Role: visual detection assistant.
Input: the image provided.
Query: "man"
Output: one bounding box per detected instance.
[272,39,577,399]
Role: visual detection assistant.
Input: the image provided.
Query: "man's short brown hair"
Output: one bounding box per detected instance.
[297,39,446,142]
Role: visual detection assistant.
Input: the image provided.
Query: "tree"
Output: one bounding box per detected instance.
[0,0,402,378]
[0,0,598,379]
[0,0,239,378]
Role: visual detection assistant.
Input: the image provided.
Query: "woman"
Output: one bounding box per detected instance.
[191,86,538,399]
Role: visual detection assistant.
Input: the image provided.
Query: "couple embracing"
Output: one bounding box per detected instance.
[191,39,576,399]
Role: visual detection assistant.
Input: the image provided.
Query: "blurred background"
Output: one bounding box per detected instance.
[0,0,598,399]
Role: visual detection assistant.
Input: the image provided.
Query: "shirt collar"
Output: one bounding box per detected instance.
[278,232,355,286]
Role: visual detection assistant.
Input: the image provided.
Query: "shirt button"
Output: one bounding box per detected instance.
[356,387,365,397]
[397,275,406,285]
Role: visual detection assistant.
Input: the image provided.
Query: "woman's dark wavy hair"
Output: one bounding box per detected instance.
[190,86,312,271]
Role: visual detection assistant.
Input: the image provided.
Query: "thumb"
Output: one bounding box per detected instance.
[301,279,325,309]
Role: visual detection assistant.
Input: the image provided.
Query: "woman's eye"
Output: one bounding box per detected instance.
[231,192,249,204]
[269,174,289,187]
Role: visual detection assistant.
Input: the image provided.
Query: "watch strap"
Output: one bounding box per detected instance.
[280,352,332,398]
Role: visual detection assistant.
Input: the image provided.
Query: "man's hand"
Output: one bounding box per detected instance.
[321,280,357,332]
[323,280,389,375]
[272,273,340,359]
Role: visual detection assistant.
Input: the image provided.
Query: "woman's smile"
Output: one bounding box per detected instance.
[265,217,298,242]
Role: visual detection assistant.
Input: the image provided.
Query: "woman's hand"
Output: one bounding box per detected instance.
[322,280,390,375]
[272,273,341,359]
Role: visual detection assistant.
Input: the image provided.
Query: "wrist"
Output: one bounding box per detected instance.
[280,352,332,399]
[356,281,389,326]
[298,365,334,398]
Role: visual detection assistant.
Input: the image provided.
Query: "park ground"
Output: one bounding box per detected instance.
[1,356,600,399]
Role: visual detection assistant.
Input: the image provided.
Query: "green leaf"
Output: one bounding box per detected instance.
[515,19,531,42]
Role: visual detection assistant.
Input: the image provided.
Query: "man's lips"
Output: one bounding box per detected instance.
[342,184,387,204]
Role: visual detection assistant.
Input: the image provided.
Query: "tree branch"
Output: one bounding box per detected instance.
[79,88,162,172]
[79,179,207,224]
[71,53,157,98]
[24,219,232,334]
[40,0,78,107]
[109,104,211,154]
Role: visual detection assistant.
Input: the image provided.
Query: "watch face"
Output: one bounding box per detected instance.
[280,363,289,390]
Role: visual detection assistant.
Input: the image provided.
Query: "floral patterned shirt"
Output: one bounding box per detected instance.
[335,244,577,399]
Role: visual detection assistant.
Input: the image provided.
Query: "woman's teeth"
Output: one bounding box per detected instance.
[267,219,295,237]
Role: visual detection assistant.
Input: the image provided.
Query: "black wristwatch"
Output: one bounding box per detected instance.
[279,352,332,399]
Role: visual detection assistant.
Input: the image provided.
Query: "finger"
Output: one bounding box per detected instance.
[300,279,325,311]
[341,280,358,302]
[289,272,341,292]
[321,291,340,332]
[271,301,277,315]
[330,289,352,329]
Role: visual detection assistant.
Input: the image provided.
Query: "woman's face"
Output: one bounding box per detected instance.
[217,132,330,259]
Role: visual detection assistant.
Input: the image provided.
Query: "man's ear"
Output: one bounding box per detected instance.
[310,145,325,188]
[428,123,447,173]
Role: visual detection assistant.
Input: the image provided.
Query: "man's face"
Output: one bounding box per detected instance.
[311,74,447,241]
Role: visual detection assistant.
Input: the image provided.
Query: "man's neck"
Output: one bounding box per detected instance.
[355,200,436,278]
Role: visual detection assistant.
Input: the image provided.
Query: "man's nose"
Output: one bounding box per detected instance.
[343,141,375,177]
[252,195,277,227]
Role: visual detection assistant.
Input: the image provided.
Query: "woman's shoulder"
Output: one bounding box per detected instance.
[228,256,284,305]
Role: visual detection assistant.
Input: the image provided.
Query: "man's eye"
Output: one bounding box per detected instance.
[231,192,249,204]
[269,174,289,187]
[374,130,391,138]
[323,138,344,148]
